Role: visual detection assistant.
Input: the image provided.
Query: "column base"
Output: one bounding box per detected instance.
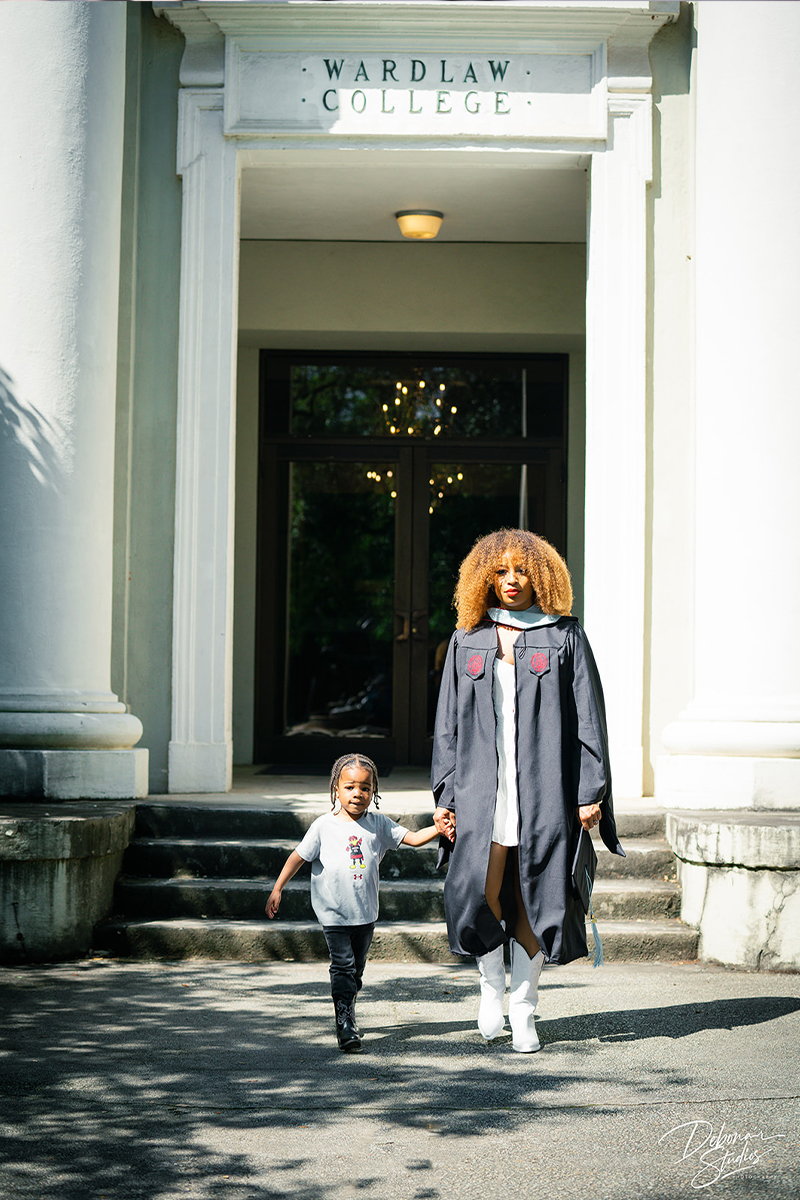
[0,749,149,800]
[658,753,800,810]
[0,710,143,749]
[667,810,800,970]
[168,740,231,794]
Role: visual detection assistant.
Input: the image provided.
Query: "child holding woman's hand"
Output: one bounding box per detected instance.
[266,753,448,1052]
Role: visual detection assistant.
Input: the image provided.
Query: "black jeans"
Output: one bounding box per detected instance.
[322,923,375,1000]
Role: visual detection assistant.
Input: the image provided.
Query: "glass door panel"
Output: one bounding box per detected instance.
[283,460,396,745]
[422,456,563,743]
[266,356,564,441]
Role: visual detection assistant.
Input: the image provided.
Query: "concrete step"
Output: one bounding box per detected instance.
[112,877,446,922]
[587,878,681,920]
[122,837,441,880]
[110,874,681,923]
[133,803,432,841]
[596,838,676,880]
[93,917,699,964]
[122,835,674,882]
[133,801,666,841]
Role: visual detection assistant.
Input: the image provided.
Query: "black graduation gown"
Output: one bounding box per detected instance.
[431,616,625,964]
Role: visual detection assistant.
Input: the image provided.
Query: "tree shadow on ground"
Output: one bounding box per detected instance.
[0,961,797,1199]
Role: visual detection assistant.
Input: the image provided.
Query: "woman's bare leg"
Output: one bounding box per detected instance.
[511,849,540,957]
[484,841,508,924]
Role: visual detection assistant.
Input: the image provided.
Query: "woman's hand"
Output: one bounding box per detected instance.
[578,803,602,832]
[433,807,456,842]
[266,889,282,918]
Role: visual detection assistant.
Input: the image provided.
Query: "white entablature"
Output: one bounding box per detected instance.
[157,2,679,97]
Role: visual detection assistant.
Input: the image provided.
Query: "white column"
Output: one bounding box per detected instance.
[584,94,652,798]
[660,1,800,809]
[168,89,240,793]
[0,1,146,799]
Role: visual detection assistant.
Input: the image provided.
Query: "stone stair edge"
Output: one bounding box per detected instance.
[96,915,695,937]
[125,837,672,855]
[665,808,800,827]
[137,798,669,823]
[94,915,699,966]
[114,874,679,893]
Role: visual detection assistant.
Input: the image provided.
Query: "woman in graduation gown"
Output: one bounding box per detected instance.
[431,529,625,1052]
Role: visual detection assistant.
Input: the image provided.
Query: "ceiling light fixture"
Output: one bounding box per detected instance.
[395,210,444,239]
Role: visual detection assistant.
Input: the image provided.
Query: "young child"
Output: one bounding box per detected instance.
[266,753,445,1053]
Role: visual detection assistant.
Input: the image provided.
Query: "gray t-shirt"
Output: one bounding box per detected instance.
[296,811,408,926]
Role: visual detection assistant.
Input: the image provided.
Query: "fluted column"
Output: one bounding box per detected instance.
[659,0,800,811]
[167,87,240,793]
[0,1,147,798]
[584,93,652,798]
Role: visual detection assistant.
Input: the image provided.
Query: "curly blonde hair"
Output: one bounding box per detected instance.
[454,529,573,630]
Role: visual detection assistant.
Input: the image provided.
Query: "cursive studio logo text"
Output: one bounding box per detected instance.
[659,1119,785,1189]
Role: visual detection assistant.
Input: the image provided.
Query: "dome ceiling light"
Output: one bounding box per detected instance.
[395,210,444,239]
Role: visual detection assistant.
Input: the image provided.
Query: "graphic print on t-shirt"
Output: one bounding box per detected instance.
[348,835,365,870]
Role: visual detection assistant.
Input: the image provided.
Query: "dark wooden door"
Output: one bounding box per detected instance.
[254,354,567,767]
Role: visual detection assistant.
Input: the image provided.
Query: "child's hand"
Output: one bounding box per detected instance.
[433,807,456,842]
[266,889,281,918]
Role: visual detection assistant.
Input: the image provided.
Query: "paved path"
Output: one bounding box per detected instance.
[1,957,798,1198]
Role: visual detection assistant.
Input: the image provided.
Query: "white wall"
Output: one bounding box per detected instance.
[239,241,586,352]
[113,6,184,793]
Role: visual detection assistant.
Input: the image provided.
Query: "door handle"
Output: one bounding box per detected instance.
[411,609,428,639]
[395,611,410,642]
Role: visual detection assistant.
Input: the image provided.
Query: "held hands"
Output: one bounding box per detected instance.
[578,803,602,832]
[433,807,456,842]
[265,889,282,918]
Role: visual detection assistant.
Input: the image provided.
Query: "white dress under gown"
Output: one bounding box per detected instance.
[492,657,519,846]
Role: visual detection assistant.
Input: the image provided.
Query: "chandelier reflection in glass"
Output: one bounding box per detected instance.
[381,373,458,437]
[428,468,464,514]
[364,462,468,514]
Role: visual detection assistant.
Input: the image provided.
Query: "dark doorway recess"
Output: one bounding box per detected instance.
[254,351,568,767]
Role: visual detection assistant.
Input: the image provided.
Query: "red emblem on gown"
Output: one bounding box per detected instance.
[531,652,548,675]
[466,654,483,677]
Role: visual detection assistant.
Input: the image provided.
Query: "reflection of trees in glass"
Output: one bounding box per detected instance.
[286,462,395,725]
[425,466,524,734]
[291,363,538,439]
[427,464,525,643]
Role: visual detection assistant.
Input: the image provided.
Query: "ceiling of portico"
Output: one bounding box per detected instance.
[239,151,588,242]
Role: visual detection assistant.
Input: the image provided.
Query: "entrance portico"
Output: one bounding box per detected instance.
[160,0,677,797]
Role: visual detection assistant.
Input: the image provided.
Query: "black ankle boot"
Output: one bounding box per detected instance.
[333,995,362,1053]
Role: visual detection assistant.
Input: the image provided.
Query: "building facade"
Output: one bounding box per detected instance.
[1,1,798,967]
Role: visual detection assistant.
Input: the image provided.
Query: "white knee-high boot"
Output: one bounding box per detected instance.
[509,940,544,1053]
[476,944,506,1040]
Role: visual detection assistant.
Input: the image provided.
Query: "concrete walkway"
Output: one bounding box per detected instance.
[1,956,798,1198]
